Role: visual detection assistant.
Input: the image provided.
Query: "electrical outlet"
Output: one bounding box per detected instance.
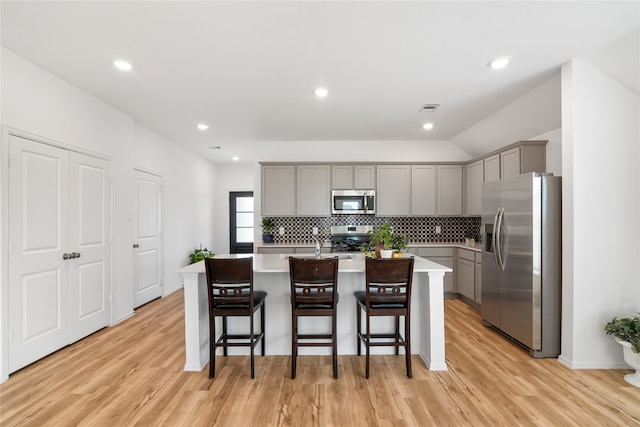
[279,226,285,235]
[435,225,442,234]
[312,227,318,235]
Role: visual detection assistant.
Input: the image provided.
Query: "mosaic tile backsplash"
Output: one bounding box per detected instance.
[265,215,481,244]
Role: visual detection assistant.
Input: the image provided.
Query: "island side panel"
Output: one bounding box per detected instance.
[182,271,209,371]
[419,271,448,370]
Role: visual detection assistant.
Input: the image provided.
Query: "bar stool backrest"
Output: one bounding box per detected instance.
[205,257,254,309]
[289,257,339,307]
[364,258,414,308]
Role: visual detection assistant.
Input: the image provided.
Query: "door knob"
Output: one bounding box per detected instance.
[133,243,140,248]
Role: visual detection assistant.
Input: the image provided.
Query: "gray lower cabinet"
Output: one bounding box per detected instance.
[456,250,475,300]
[407,247,454,293]
[475,253,482,303]
[457,248,482,305]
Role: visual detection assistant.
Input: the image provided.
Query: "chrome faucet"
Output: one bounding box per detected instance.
[314,239,321,258]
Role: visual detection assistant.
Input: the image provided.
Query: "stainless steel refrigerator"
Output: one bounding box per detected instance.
[481,173,562,358]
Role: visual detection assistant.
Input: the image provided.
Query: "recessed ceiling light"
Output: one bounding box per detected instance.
[113,60,133,71]
[197,124,210,130]
[232,156,239,161]
[422,123,434,130]
[488,57,510,69]
[314,87,329,98]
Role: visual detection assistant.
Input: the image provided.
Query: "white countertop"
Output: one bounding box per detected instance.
[255,241,482,252]
[178,253,453,274]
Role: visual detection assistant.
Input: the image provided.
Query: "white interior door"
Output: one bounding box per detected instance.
[8,135,70,372]
[133,170,162,308]
[8,135,112,373]
[68,152,112,342]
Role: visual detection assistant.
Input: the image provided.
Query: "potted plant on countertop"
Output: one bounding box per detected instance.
[604,313,640,387]
[366,223,408,258]
[189,244,215,264]
[262,218,275,243]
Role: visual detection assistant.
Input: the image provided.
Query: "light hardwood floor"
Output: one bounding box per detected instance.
[1,291,638,426]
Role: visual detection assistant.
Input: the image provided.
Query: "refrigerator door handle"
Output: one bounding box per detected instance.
[495,208,505,271]
[492,208,501,270]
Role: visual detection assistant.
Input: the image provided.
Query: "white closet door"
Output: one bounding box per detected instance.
[68,152,112,342]
[8,135,70,372]
[133,170,162,308]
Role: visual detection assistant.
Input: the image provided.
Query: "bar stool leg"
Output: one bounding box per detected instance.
[395,315,400,356]
[365,313,371,379]
[222,316,228,357]
[332,311,338,379]
[209,316,216,379]
[291,311,297,379]
[406,313,412,378]
[250,313,255,379]
[261,305,266,356]
[356,303,362,356]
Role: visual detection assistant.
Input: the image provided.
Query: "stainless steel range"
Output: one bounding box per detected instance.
[330,225,373,252]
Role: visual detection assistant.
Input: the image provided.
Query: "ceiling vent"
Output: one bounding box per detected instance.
[419,104,441,112]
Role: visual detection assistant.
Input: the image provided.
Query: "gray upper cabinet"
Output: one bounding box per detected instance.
[332,165,353,189]
[465,160,484,216]
[484,141,547,183]
[500,147,521,179]
[332,165,375,189]
[377,165,411,216]
[354,165,375,189]
[411,165,436,216]
[437,165,463,215]
[502,143,547,178]
[484,154,501,183]
[410,165,462,216]
[261,165,295,216]
[297,165,331,216]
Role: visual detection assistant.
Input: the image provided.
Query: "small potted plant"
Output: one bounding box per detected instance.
[604,313,640,387]
[366,223,408,258]
[262,218,275,243]
[188,244,215,264]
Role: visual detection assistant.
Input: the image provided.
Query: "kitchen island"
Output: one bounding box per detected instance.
[178,253,452,373]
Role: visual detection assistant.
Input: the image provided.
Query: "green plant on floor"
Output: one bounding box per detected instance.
[605,314,640,353]
[189,245,215,264]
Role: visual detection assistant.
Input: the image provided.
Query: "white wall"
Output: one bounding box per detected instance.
[0,49,218,382]
[560,59,640,368]
[214,163,255,254]
[134,124,218,295]
[450,74,562,158]
[1,48,136,325]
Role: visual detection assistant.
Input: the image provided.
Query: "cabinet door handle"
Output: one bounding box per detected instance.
[63,253,70,260]
[72,252,81,259]
[133,243,140,248]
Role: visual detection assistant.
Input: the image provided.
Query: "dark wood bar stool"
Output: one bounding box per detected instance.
[288,256,340,379]
[355,257,415,379]
[204,257,266,379]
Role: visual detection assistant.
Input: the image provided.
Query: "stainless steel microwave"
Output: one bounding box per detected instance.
[332,190,375,215]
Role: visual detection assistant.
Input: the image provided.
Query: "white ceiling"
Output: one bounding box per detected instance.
[2,1,638,164]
